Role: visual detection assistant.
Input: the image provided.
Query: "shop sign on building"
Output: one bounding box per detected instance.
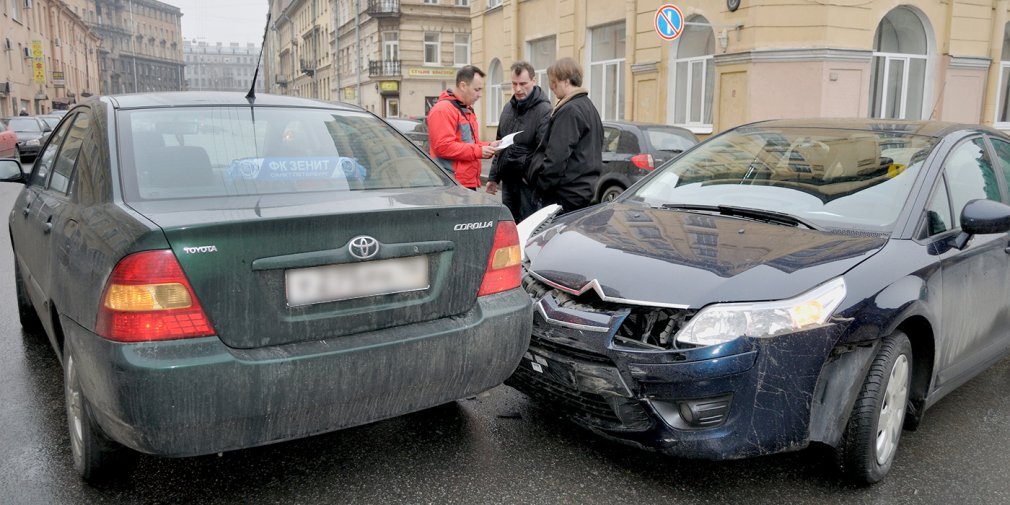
[407,67,456,79]
[52,71,66,88]
[31,41,46,84]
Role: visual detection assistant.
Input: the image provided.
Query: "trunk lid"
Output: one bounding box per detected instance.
[131,188,506,349]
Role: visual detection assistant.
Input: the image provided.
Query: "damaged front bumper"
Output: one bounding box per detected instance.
[506,286,843,460]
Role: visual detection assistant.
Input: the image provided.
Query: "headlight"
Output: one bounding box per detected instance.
[26,139,40,146]
[675,277,847,347]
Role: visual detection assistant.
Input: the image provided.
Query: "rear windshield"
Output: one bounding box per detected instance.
[644,127,696,153]
[4,118,41,132]
[118,106,450,200]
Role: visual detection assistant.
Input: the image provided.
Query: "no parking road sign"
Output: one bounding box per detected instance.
[655,4,685,41]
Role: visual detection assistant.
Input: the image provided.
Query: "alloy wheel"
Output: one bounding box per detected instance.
[875,353,909,466]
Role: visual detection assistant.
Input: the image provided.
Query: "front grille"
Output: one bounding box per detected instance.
[510,365,621,423]
[530,334,611,365]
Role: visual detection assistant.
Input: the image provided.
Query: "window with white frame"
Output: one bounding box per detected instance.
[995,22,1010,127]
[386,98,400,118]
[589,23,626,121]
[382,31,399,62]
[423,0,437,4]
[424,32,440,65]
[10,0,22,22]
[527,36,556,102]
[454,33,470,66]
[669,15,714,130]
[455,0,469,6]
[869,7,929,120]
[488,0,501,8]
[487,59,504,126]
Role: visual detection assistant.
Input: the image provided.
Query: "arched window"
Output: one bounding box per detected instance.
[995,23,1010,126]
[869,7,930,119]
[668,15,715,130]
[486,59,504,126]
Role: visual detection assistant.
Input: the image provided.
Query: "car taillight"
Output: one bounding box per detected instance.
[631,153,655,170]
[96,250,215,342]
[478,221,522,297]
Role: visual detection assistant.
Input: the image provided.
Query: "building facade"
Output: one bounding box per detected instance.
[1,0,102,116]
[472,0,1010,140]
[83,0,184,95]
[269,0,472,119]
[184,40,265,92]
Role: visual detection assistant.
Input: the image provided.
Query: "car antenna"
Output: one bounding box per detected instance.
[246,13,271,101]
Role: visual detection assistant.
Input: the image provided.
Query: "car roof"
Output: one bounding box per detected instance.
[105,92,364,111]
[745,118,1004,138]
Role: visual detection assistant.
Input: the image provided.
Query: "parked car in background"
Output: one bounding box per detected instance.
[1,92,532,483]
[596,122,698,202]
[0,120,17,160]
[38,115,64,131]
[515,119,1010,484]
[49,109,71,118]
[387,117,430,152]
[0,116,52,161]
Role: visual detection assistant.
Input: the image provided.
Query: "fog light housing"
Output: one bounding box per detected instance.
[651,394,733,430]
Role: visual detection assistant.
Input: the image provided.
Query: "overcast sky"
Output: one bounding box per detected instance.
[165,0,270,46]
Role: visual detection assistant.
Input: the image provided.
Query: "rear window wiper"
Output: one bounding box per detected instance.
[658,203,820,230]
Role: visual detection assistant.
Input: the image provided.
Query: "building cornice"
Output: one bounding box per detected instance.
[714,48,873,65]
[631,62,659,74]
[948,56,991,70]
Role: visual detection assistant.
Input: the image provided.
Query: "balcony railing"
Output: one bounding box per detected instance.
[300,59,316,76]
[369,59,401,77]
[367,0,400,17]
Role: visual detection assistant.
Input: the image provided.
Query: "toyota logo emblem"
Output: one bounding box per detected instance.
[348,236,380,260]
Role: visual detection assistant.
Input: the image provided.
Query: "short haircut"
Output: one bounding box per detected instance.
[456,65,486,86]
[510,61,536,80]
[546,57,583,87]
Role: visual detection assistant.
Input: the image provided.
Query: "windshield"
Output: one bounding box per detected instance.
[644,127,696,152]
[40,117,61,129]
[118,106,450,201]
[4,118,41,132]
[629,127,939,233]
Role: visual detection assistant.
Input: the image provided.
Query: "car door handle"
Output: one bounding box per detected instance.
[43,217,53,234]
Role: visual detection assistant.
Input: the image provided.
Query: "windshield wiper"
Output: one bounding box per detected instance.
[658,203,820,230]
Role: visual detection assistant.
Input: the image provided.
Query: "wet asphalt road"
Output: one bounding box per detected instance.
[1,183,1009,504]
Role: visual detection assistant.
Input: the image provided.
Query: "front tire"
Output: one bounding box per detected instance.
[64,349,137,482]
[14,260,42,334]
[837,332,912,484]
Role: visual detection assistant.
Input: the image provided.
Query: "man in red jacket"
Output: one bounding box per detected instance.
[428,65,498,189]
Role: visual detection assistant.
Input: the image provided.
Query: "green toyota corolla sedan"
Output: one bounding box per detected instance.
[0,93,532,482]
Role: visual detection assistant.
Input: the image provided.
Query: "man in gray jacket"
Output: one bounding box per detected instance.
[486,61,552,222]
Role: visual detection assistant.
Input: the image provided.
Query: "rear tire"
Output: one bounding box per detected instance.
[836,332,912,485]
[14,260,43,334]
[600,185,624,202]
[64,349,137,482]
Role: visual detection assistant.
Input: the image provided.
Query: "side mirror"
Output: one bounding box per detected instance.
[0,159,25,183]
[954,199,1010,249]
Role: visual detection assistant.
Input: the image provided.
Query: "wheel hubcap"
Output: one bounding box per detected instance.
[65,355,84,465]
[875,353,909,466]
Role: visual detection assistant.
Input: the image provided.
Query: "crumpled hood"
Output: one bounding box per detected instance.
[525,204,887,308]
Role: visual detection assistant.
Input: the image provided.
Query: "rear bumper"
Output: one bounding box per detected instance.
[63,289,532,457]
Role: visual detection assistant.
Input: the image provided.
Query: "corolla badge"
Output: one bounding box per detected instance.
[454,221,494,231]
[348,235,380,259]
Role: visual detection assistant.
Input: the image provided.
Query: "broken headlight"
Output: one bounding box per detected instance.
[674,277,847,347]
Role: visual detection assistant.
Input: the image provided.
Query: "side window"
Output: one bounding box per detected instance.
[49,111,90,194]
[30,113,75,188]
[988,137,1010,194]
[603,127,621,153]
[945,138,1002,229]
[617,131,640,154]
[923,177,952,238]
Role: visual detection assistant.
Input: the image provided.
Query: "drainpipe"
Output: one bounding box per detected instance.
[355,0,361,107]
[983,0,1008,126]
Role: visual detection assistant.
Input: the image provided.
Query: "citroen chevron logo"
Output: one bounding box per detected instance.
[348,236,379,260]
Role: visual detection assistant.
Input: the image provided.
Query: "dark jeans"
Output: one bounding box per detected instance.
[501,179,539,222]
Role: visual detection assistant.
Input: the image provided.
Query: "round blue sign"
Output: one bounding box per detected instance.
[655,4,685,41]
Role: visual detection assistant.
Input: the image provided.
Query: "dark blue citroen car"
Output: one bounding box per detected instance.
[512,119,1010,484]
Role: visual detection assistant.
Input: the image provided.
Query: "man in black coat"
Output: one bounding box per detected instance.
[486,61,552,222]
[526,57,603,213]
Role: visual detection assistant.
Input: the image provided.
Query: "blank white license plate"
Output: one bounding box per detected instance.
[285,256,429,306]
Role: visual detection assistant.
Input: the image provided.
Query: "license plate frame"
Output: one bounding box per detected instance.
[285,255,429,307]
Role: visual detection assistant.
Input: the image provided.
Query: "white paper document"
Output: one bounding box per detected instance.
[493,130,523,151]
